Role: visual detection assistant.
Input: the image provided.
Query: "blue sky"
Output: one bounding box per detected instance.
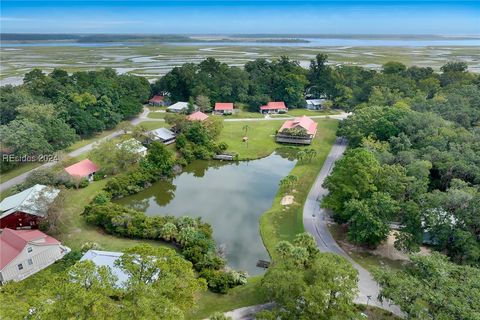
[1,1,479,34]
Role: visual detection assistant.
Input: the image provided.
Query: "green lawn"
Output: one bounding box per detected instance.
[223,110,265,119]
[258,119,339,259]
[273,108,342,117]
[135,121,170,131]
[219,120,285,160]
[147,112,167,119]
[187,276,266,320]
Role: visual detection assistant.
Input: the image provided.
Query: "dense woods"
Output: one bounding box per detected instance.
[1,68,150,172]
[322,60,480,267]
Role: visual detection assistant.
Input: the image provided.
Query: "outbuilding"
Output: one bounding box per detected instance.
[65,159,99,181]
[0,184,60,230]
[148,95,166,107]
[214,102,234,115]
[260,101,288,114]
[186,111,209,122]
[147,127,176,145]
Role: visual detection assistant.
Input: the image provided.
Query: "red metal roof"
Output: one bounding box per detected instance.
[0,228,60,270]
[149,95,164,103]
[214,102,234,111]
[279,116,318,135]
[64,159,99,178]
[260,101,287,110]
[186,111,209,121]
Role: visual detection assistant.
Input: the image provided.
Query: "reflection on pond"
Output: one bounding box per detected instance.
[117,152,296,275]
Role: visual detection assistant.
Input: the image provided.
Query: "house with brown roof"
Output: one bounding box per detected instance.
[186,111,209,122]
[214,102,234,115]
[0,228,69,283]
[64,159,99,181]
[0,184,60,230]
[148,95,166,106]
[260,101,288,114]
[276,116,318,145]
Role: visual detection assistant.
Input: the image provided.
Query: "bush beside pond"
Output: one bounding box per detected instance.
[83,201,246,293]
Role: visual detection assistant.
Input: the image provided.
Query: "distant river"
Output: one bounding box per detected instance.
[2,38,480,47]
[116,153,297,275]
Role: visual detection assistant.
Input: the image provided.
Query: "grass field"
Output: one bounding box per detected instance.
[223,110,265,119]
[258,119,338,258]
[147,111,167,119]
[219,120,285,160]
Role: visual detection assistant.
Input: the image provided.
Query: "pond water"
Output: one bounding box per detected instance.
[117,152,297,275]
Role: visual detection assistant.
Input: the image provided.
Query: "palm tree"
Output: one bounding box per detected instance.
[160,222,178,242]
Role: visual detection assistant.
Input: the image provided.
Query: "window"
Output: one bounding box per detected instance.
[27,259,33,266]
[27,247,33,253]
[17,264,23,270]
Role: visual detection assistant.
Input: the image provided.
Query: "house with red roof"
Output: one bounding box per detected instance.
[0,228,69,283]
[260,101,288,114]
[64,159,99,181]
[0,184,60,230]
[276,116,318,145]
[148,95,166,107]
[214,102,234,115]
[186,111,209,122]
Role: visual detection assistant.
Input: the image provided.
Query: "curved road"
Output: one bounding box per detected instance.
[302,137,402,316]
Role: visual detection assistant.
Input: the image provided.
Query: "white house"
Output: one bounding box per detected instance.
[167,102,198,113]
[0,228,70,284]
[116,138,148,157]
[147,127,176,145]
[305,99,327,110]
[80,250,128,288]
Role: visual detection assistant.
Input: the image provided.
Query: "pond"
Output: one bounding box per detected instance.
[117,152,297,275]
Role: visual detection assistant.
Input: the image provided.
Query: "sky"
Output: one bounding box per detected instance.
[1,1,479,35]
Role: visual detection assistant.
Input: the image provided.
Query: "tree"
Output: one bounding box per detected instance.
[382,61,407,75]
[117,244,207,319]
[374,253,480,319]
[260,234,358,319]
[0,119,53,156]
[143,141,174,177]
[195,95,211,112]
[322,148,380,217]
[187,96,195,114]
[90,139,140,175]
[345,194,396,247]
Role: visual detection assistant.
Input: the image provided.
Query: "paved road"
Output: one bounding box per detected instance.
[302,137,403,316]
[0,107,152,192]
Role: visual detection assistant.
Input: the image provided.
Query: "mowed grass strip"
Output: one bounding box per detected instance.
[259,119,338,260]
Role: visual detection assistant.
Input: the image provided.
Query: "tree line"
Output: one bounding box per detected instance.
[322,61,479,267]
[1,68,150,172]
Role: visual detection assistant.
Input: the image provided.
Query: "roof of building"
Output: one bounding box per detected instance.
[0,184,60,219]
[306,99,326,105]
[167,101,189,111]
[279,116,318,135]
[149,95,164,103]
[260,101,287,110]
[116,138,148,154]
[65,159,99,178]
[0,228,60,270]
[186,111,209,121]
[214,102,234,111]
[80,250,128,288]
[150,127,176,141]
